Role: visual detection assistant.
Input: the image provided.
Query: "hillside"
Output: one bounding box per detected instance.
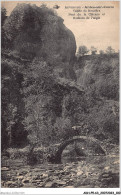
[1,4,119,151]
[74,54,119,142]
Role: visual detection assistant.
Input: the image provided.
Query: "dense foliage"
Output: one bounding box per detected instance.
[1,4,119,153]
[75,54,119,142]
[1,57,28,150]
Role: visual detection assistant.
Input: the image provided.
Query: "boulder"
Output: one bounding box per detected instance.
[45,181,55,188]
[1,167,9,171]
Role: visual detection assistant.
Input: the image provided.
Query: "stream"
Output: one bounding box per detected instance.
[1,154,119,188]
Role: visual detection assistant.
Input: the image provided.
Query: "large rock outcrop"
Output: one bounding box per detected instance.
[3,4,76,64]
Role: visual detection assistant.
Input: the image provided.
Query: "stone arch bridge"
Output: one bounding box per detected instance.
[47,136,106,163]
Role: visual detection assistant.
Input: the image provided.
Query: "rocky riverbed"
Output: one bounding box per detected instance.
[1,153,119,188]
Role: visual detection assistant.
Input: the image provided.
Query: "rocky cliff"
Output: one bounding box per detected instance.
[3,4,76,64]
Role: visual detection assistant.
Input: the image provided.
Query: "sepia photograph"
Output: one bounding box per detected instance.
[1,0,120,190]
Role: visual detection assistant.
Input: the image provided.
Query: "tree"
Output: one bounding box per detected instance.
[1,7,7,26]
[99,50,105,55]
[106,46,115,54]
[1,7,8,48]
[1,58,28,149]
[78,45,89,56]
[23,58,55,147]
[91,46,97,55]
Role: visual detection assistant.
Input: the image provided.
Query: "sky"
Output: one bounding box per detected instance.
[2,1,120,53]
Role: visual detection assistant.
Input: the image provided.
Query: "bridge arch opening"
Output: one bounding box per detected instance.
[48,136,106,163]
[62,140,89,159]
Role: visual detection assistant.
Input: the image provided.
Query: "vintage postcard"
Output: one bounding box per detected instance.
[1,0,120,194]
